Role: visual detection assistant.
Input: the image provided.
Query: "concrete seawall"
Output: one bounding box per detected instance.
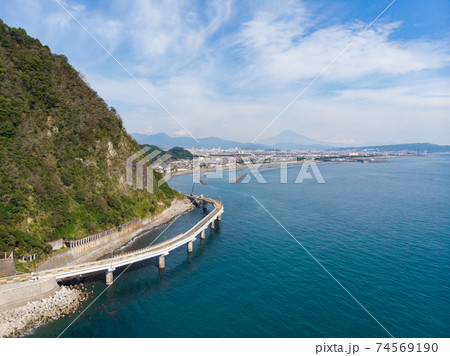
[0,284,87,337]
[37,198,194,271]
[0,259,15,277]
[0,277,57,312]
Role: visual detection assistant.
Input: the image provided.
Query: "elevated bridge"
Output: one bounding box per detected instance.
[0,195,223,286]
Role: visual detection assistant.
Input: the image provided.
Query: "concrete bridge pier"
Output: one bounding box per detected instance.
[187,241,193,253]
[200,230,206,240]
[218,214,222,221]
[159,254,166,269]
[211,219,215,230]
[105,267,115,286]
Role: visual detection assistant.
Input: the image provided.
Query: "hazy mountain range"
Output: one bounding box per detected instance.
[259,130,335,149]
[337,143,450,153]
[131,132,267,150]
[132,130,450,153]
[131,130,334,150]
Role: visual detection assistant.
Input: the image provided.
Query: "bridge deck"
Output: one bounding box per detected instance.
[0,196,223,284]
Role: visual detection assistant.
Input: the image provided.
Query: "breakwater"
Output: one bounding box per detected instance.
[0,284,88,338]
[0,277,58,312]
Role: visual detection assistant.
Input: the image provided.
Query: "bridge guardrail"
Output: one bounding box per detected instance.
[33,196,223,279]
[0,196,223,284]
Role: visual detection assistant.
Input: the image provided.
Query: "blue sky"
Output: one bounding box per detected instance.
[1,0,449,144]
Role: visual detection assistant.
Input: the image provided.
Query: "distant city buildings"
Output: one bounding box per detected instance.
[152,147,427,175]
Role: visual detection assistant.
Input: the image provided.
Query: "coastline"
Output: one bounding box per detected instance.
[168,155,427,180]
[0,197,195,338]
[65,197,195,265]
[170,160,303,179]
[0,284,89,338]
[37,198,194,270]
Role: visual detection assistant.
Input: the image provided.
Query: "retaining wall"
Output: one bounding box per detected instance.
[0,277,57,312]
[48,239,64,250]
[64,219,141,251]
[0,259,15,278]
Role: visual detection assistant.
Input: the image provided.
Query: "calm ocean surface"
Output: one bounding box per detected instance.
[30,156,450,337]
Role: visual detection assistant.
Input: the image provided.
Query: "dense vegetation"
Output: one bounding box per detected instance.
[0,20,178,256]
[139,144,194,161]
[168,146,194,160]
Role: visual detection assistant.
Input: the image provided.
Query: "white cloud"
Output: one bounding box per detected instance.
[119,0,232,76]
[336,82,450,109]
[138,126,153,135]
[174,130,189,136]
[237,10,450,86]
[2,0,449,144]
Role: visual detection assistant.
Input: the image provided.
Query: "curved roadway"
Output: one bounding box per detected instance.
[0,196,223,285]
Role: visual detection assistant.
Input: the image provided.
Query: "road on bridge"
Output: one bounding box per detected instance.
[0,196,223,286]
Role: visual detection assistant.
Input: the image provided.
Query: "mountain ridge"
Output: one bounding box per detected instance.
[337,143,450,153]
[132,131,450,153]
[132,132,268,150]
[260,129,327,145]
[0,20,178,257]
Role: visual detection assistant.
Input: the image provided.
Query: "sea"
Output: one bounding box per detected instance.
[29,156,450,337]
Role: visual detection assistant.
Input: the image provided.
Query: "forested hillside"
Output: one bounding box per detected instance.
[139,144,194,160]
[0,20,178,256]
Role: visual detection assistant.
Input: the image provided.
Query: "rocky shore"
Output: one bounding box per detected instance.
[0,198,195,338]
[0,285,89,338]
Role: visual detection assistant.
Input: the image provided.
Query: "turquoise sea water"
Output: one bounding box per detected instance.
[30,156,450,337]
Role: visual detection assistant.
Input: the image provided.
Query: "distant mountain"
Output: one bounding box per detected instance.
[132,130,335,150]
[261,132,450,152]
[133,133,195,149]
[259,130,334,150]
[260,130,322,145]
[132,133,450,154]
[132,132,267,150]
[340,143,450,153]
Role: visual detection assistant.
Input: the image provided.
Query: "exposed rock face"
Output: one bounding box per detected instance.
[0,19,179,256]
[0,285,88,338]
